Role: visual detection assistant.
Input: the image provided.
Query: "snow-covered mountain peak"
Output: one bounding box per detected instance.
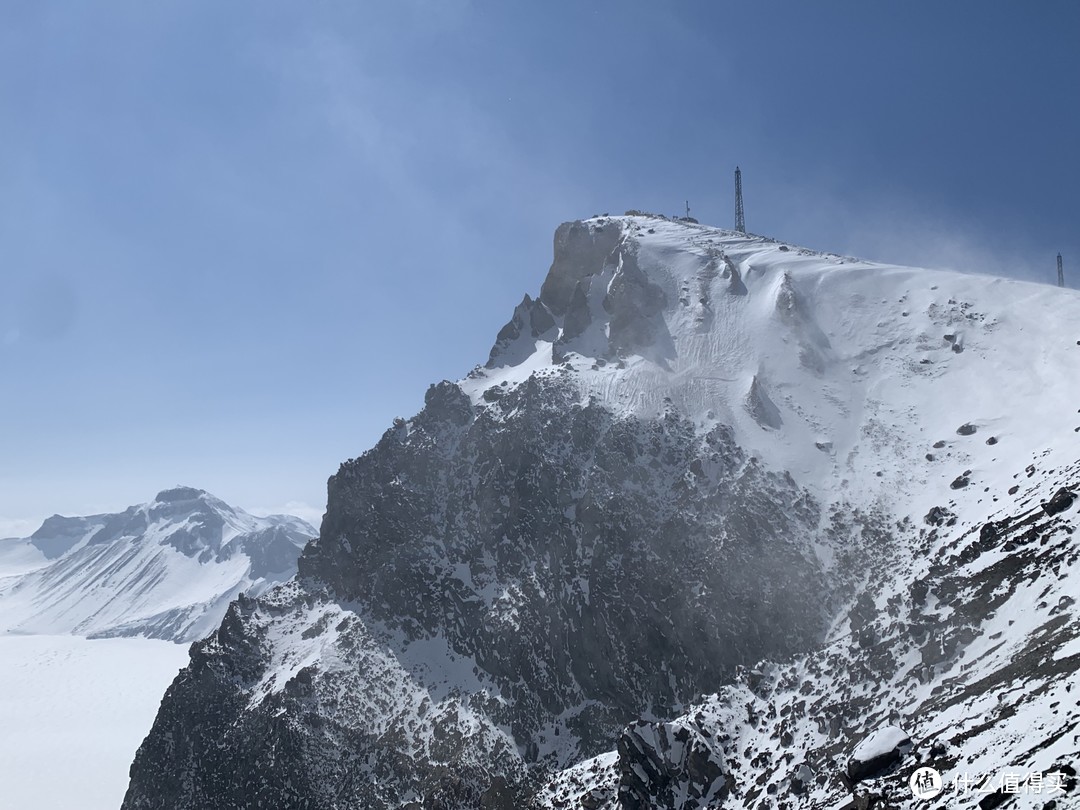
[153,484,211,502]
[474,213,1080,515]
[0,489,316,642]
[124,217,1080,810]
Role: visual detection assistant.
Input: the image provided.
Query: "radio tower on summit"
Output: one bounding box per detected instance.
[1058,253,1065,288]
[734,166,746,233]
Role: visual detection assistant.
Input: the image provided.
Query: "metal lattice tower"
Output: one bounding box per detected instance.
[734,166,745,233]
[1058,253,1065,288]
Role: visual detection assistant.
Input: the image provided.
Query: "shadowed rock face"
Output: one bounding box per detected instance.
[123,372,837,809]
[310,377,828,715]
[603,246,670,361]
[539,220,623,316]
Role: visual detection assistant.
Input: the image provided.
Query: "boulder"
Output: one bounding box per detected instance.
[846,725,912,782]
[1042,488,1075,516]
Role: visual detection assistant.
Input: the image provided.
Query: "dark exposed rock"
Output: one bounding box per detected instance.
[747,375,783,430]
[30,514,102,559]
[979,521,1000,545]
[726,259,748,296]
[790,762,814,795]
[560,281,593,342]
[1042,488,1075,516]
[910,579,929,607]
[603,247,670,359]
[848,592,877,631]
[125,374,833,810]
[616,720,725,809]
[951,474,971,490]
[539,220,622,316]
[924,506,956,526]
[486,295,558,368]
[978,789,1011,809]
[957,423,978,436]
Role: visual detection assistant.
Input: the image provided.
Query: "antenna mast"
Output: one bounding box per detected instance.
[1058,253,1065,288]
[734,166,745,233]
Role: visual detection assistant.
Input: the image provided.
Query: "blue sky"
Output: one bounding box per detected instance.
[2,1,1078,533]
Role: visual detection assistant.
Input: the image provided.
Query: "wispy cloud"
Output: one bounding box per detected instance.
[268,24,586,239]
[760,176,1055,285]
[0,516,40,539]
[247,500,324,531]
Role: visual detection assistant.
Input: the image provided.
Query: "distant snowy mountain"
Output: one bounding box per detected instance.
[124,216,1079,809]
[0,486,316,642]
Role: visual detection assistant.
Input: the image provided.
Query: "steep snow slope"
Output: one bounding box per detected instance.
[124,216,1079,809]
[0,486,316,642]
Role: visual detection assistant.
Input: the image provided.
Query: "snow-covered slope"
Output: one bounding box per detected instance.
[124,216,1079,809]
[0,486,316,642]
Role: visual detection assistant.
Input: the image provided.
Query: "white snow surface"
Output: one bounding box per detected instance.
[0,634,188,810]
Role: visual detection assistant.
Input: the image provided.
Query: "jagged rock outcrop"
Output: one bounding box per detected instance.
[539,220,623,316]
[746,375,783,430]
[486,294,556,368]
[533,449,1080,810]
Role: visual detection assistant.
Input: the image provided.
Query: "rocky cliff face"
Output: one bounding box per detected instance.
[124,215,1080,809]
[123,376,848,809]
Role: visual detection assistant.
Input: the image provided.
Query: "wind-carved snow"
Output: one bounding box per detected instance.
[125,215,1080,810]
[472,216,1080,523]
